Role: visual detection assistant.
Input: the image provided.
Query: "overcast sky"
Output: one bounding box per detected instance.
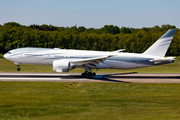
[0,0,179,28]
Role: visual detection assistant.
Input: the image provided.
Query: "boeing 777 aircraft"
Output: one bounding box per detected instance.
[4,29,176,78]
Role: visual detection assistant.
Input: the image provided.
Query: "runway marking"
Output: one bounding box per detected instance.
[0,77,90,82]
[0,73,70,76]
[0,77,62,80]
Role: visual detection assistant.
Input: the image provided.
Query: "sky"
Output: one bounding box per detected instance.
[0,0,180,28]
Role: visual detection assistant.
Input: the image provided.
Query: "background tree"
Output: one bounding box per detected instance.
[0,22,179,56]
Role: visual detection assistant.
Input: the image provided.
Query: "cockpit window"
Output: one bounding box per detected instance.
[7,52,11,54]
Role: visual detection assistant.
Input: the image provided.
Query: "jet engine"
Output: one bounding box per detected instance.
[53,60,73,72]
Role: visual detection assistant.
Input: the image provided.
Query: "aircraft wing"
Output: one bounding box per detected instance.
[70,55,115,68]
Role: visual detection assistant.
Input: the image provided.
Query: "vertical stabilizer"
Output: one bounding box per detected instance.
[143,29,176,57]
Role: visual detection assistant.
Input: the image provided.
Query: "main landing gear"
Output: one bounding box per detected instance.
[81,65,96,78]
[81,71,96,78]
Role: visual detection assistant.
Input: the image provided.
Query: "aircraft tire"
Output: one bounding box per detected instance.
[81,73,84,77]
[87,72,93,78]
[92,72,96,76]
[85,73,89,78]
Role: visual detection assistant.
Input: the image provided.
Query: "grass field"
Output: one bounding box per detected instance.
[1,82,180,120]
[0,56,180,73]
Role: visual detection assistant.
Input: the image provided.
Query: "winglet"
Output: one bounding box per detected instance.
[143,29,176,57]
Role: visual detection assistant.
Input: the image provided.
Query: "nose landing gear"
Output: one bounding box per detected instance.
[14,62,21,71]
[17,67,21,71]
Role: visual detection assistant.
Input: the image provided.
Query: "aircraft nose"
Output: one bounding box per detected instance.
[3,53,7,59]
[3,53,10,60]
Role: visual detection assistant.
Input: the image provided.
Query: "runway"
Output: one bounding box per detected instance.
[0,72,180,83]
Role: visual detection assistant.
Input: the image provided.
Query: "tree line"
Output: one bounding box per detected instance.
[0,22,179,56]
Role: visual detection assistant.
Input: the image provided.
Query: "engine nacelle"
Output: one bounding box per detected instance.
[53,60,73,72]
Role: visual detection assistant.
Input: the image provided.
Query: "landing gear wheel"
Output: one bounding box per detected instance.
[89,74,93,78]
[85,73,89,78]
[81,71,96,78]
[17,68,21,71]
[87,72,92,78]
[81,73,85,77]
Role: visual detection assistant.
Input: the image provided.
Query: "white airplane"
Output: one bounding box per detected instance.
[4,29,176,78]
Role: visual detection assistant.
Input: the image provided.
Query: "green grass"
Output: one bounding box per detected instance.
[0,58,54,72]
[0,54,4,58]
[1,82,180,120]
[0,56,180,73]
[1,57,180,119]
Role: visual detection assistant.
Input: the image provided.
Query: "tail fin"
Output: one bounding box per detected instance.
[143,29,176,57]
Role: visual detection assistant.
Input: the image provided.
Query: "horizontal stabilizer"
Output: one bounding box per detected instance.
[149,57,175,64]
